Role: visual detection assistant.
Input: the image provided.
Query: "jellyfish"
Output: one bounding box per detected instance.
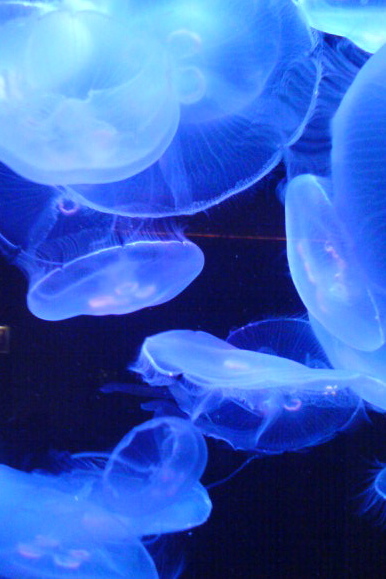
[0,416,211,579]
[0,0,180,186]
[130,320,369,453]
[12,0,320,217]
[0,465,159,579]
[293,0,386,53]
[0,177,204,321]
[285,44,386,352]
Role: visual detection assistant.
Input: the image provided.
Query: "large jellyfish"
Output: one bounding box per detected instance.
[0,0,180,186]
[130,319,369,453]
[0,0,320,216]
[0,416,211,579]
[293,0,386,53]
[285,44,386,354]
[0,175,204,321]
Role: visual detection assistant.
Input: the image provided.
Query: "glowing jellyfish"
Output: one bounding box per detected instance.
[0,181,204,321]
[293,0,386,53]
[0,465,159,579]
[66,0,320,216]
[0,0,180,186]
[285,45,386,352]
[0,416,211,579]
[100,416,211,535]
[131,322,367,453]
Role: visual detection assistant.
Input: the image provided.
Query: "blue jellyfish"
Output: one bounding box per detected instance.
[0,178,204,321]
[0,0,180,186]
[0,416,211,579]
[285,44,386,353]
[0,0,321,216]
[131,320,368,453]
[0,465,159,579]
[293,0,386,53]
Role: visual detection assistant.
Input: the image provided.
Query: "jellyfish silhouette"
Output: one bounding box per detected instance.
[293,0,386,53]
[131,320,367,453]
[285,45,386,353]
[0,416,211,579]
[0,176,204,321]
[0,0,320,216]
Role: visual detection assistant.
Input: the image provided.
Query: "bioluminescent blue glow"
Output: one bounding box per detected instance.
[130,321,368,453]
[0,416,210,579]
[293,0,386,53]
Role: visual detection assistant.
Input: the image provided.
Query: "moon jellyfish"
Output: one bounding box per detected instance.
[285,45,386,352]
[0,465,159,579]
[0,416,211,579]
[0,0,180,186]
[100,416,211,536]
[131,322,368,453]
[285,174,384,352]
[293,0,386,53]
[0,180,204,321]
[69,0,320,216]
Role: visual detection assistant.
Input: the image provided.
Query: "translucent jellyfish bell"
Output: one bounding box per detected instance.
[332,43,386,291]
[293,0,386,53]
[285,174,384,352]
[0,464,159,579]
[132,322,367,453]
[0,1,180,185]
[102,416,210,525]
[70,0,320,216]
[0,181,204,321]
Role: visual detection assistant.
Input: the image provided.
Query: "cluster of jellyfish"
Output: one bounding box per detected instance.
[1,0,386,577]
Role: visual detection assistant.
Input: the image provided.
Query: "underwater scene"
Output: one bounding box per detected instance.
[1,0,386,577]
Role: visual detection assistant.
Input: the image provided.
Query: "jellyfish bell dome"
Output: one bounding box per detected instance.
[0,182,204,321]
[70,0,321,216]
[285,174,385,352]
[0,1,180,186]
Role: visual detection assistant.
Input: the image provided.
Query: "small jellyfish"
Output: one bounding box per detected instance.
[0,179,204,320]
[0,1,180,185]
[131,321,368,453]
[68,0,320,216]
[293,0,386,53]
[101,416,211,536]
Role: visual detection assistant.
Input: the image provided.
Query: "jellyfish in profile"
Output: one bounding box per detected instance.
[293,0,386,53]
[0,0,180,186]
[0,416,211,579]
[131,320,368,453]
[54,0,319,216]
[285,44,386,354]
[0,176,204,321]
